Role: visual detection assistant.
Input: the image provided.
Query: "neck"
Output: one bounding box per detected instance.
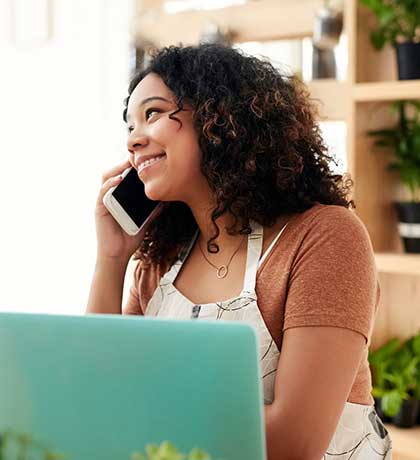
[185,192,247,254]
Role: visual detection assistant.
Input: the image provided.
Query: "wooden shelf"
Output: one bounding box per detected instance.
[353,80,420,102]
[307,80,348,120]
[136,0,323,46]
[385,424,420,460]
[375,253,420,276]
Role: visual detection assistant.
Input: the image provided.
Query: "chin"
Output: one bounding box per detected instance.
[143,182,169,202]
[144,188,162,202]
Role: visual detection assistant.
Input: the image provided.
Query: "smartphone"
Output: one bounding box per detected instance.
[102,167,164,236]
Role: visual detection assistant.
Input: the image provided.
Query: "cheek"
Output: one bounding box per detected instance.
[157,122,201,164]
[151,118,179,144]
[172,136,201,173]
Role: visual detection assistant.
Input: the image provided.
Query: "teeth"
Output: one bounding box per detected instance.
[139,154,166,172]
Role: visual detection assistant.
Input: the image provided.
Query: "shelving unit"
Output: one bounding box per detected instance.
[135,1,420,457]
[345,0,420,356]
[353,80,420,102]
[375,253,420,276]
[313,2,420,455]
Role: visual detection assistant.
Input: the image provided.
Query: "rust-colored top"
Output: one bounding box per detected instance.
[124,203,379,405]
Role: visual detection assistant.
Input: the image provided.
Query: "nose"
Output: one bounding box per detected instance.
[127,129,149,167]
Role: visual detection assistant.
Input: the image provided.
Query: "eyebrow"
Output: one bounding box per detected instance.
[126,96,172,122]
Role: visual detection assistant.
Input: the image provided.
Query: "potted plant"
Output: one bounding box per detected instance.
[369,333,420,428]
[0,433,213,460]
[359,0,420,80]
[368,100,420,253]
[369,337,400,423]
[402,331,420,426]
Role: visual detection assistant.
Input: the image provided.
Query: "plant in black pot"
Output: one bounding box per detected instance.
[359,0,420,80]
[370,334,420,428]
[368,100,420,253]
[405,330,420,425]
[369,337,401,423]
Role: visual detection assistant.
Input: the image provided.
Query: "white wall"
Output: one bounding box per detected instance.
[0,0,134,314]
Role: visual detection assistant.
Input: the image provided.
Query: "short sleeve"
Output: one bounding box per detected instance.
[122,261,144,316]
[283,206,379,344]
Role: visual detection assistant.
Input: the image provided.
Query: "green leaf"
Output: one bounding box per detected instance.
[412,334,420,355]
[157,441,186,460]
[369,338,400,365]
[131,452,146,460]
[372,386,385,398]
[44,452,67,460]
[370,29,387,49]
[146,444,160,460]
[134,442,212,460]
[378,7,395,27]
[188,448,211,460]
[382,390,403,417]
[359,0,376,8]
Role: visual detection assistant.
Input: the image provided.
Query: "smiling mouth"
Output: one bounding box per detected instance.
[138,154,166,174]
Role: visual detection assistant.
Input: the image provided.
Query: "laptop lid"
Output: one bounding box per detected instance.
[0,312,266,460]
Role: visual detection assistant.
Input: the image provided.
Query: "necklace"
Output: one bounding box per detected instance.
[198,235,246,279]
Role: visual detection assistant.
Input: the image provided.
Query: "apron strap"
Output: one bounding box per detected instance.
[242,220,264,294]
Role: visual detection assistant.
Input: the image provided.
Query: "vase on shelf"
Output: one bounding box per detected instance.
[394,202,420,253]
[396,42,420,80]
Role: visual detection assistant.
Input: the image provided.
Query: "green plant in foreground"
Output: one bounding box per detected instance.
[131,441,212,460]
[0,430,67,460]
[369,330,420,417]
[0,431,213,460]
[367,100,420,202]
[359,0,420,49]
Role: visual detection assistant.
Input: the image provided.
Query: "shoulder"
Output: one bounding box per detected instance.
[295,202,369,237]
[284,202,373,255]
[260,202,376,277]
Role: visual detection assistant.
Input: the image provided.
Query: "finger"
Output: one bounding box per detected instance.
[97,174,123,206]
[128,153,136,169]
[101,159,131,184]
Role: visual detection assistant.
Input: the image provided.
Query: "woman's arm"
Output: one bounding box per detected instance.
[86,256,129,314]
[261,206,377,459]
[264,326,366,460]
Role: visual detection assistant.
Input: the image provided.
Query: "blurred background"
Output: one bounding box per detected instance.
[0,0,132,314]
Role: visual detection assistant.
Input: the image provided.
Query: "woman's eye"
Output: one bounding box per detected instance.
[127,108,161,132]
[145,108,161,120]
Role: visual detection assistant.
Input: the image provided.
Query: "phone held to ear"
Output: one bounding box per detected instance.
[102,167,164,236]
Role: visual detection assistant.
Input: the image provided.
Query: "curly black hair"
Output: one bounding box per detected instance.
[122,43,353,266]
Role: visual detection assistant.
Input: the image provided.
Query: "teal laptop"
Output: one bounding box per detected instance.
[0,312,266,460]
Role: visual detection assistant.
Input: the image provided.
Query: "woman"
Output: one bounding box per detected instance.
[87,44,392,460]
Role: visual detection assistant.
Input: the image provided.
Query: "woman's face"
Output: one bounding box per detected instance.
[126,72,209,204]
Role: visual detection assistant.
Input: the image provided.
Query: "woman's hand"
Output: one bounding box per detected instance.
[94,159,144,262]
